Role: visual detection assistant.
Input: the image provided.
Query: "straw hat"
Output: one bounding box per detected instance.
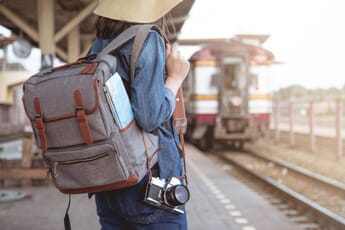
[94,0,183,23]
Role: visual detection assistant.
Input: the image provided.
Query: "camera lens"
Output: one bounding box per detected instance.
[165,185,190,206]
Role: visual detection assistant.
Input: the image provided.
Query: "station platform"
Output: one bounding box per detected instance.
[185,144,301,230]
[0,143,300,230]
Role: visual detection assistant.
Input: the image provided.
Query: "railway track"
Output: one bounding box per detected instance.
[216,147,345,230]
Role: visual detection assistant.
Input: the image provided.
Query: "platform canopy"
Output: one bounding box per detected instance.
[0,0,195,63]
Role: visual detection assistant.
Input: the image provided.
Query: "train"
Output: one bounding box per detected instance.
[182,35,274,149]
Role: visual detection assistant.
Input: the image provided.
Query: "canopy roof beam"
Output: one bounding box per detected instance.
[38,0,55,54]
[54,0,97,43]
[0,4,39,42]
[67,25,80,62]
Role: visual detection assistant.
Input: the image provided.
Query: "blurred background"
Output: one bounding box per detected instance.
[1,0,345,230]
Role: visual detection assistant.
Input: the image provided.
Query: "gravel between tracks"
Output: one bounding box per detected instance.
[247,138,345,184]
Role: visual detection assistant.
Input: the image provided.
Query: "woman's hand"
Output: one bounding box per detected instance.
[164,43,190,95]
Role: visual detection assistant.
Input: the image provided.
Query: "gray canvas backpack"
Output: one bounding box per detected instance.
[22,25,169,194]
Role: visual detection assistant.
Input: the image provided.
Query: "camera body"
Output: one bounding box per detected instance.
[144,177,190,214]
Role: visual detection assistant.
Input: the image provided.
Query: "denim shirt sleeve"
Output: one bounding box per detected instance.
[130,31,176,132]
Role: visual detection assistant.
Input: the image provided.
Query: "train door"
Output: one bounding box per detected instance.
[214,56,254,149]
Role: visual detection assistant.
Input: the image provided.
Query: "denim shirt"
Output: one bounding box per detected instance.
[88,30,183,179]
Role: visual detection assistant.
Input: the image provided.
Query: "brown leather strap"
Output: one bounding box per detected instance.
[174,88,187,134]
[38,80,100,123]
[74,90,93,145]
[141,130,152,181]
[80,62,99,74]
[52,60,82,72]
[131,27,188,184]
[173,88,188,185]
[34,97,47,153]
[179,132,188,186]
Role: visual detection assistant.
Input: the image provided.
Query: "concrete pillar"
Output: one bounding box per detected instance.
[37,0,55,69]
[67,25,80,62]
[309,101,315,152]
[54,1,98,43]
[21,132,34,187]
[274,103,280,143]
[289,101,295,146]
[336,99,343,158]
[81,37,93,57]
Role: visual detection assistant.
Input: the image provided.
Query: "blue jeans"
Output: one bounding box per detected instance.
[95,176,188,230]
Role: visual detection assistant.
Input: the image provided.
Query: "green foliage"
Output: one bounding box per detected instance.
[273,85,344,101]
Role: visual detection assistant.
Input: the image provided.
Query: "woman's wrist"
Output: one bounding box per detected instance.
[165,77,182,95]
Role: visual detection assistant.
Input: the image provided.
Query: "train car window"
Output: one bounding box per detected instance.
[237,64,247,90]
[224,65,236,89]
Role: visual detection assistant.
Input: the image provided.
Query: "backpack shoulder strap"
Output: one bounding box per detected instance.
[130,26,188,185]
[129,25,187,136]
[96,24,165,83]
[102,24,188,183]
[96,25,141,58]
[130,25,165,83]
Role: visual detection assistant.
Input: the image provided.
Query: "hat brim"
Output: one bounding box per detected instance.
[94,0,183,23]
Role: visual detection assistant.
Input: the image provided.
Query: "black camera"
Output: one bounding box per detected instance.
[144,177,190,214]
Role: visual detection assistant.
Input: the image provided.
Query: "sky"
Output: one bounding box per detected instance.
[178,0,345,91]
[1,0,345,91]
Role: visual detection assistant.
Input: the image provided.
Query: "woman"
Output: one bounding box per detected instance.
[88,0,190,229]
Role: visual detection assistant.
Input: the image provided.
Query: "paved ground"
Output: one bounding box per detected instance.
[185,144,300,230]
[0,187,99,230]
[0,144,300,230]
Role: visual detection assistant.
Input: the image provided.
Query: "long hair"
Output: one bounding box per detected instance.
[95,17,134,39]
[95,14,175,39]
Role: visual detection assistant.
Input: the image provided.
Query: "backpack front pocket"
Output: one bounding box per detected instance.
[45,143,130,192]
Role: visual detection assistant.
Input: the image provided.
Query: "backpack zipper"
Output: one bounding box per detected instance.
[51,152,109,178]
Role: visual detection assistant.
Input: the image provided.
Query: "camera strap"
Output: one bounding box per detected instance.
[143,87,189,186]
[173,88,188,186]
[177,130,188,186]
[131,26,188,185]
[141,129,154,181]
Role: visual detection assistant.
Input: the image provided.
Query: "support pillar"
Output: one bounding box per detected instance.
[67,25,80,62]
[81,36,93,57]
[21,132,34,187]
[309,101,315,152]
[37,0,55,69]
[289,101,295,147]
[336,99,343,158]
[274,103,280,143]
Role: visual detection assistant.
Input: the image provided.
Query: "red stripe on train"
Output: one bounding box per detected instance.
[250,113,270,122]
[188,114,217,124]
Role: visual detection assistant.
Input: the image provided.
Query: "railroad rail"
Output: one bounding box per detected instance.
[218,148,345,230]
